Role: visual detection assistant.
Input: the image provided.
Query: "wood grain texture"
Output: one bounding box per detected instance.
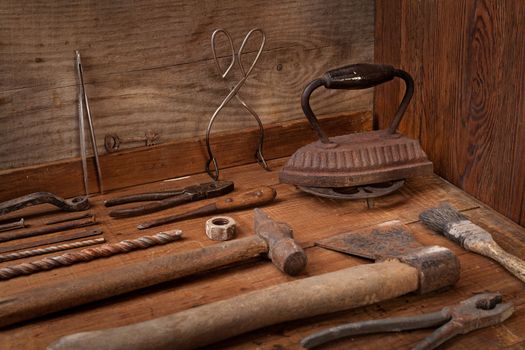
[0,112,372,202]
[0,0,374,169]
[0,159,524,349]
[375,0,525,226]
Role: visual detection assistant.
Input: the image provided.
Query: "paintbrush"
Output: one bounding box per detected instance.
[420,203,525,284]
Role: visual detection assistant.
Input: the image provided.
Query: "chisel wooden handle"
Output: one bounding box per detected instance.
[49,261,419,350]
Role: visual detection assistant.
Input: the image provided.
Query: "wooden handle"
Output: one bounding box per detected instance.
[215,186,276,212]
[469,240,525,283]
[48,261,419,350]
[0,236,268,328]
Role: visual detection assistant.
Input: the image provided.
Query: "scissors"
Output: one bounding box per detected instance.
[206,28,270,181]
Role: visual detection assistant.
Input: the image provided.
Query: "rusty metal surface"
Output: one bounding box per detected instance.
[0,228,103,254]
[137,186,276,230]
[0,216,97,243]
[104,131,160,153]
[316,220,423,260]
[279,63,432,198]
[316,220,460,293]
[0,237,105,263]
[107,180,234,218]
[301,293,514,350]
[0,192,89,216]
[0,230,182,280]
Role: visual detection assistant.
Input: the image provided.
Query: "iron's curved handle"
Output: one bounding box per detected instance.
[301,63,414,143]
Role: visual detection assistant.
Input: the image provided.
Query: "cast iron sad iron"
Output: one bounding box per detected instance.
[280,63,433,199]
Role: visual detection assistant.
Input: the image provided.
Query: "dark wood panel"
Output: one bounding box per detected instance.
[375,0,525,226]
[0,112,372,202]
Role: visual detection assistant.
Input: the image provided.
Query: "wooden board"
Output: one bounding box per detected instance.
[0,0,374,169]
[1,158,524,349]
[374,0,525,226]
[0,111,372,202]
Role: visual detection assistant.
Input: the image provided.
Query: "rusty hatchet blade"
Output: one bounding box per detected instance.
[316,220,423,261]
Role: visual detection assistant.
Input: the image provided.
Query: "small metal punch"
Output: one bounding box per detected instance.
[75,50,104,195]
[206,28,270,180]
[301,293,514,350]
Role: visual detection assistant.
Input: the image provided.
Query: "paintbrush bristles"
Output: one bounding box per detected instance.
[419,203,467,233]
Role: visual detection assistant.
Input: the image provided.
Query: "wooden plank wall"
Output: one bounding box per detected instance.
[375,0,525,226]
[0,0,374,170]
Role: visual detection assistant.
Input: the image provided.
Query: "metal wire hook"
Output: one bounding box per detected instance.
[205,28,270,180]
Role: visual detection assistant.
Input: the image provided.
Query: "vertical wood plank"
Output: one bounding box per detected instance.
[375,0,525,226]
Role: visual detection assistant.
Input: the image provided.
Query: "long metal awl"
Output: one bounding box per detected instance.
[75,50,104,194]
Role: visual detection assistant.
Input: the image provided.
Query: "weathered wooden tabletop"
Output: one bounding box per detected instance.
[1,158,524,349]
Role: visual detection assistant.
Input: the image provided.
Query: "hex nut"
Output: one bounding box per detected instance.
[205,216,237,241]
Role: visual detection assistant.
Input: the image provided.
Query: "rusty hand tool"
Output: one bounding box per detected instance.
[106,180,234,218]
[47,221,458,350]
[137,186,276,229]
[0,228,103,256]
[0,209,304,327]
[420,203,525,283]
[0,218,25,232]
[0,192,89,216]
[104,131,160,153]
[301,293,514,349]
[0,230,182,281]
[0,215,96,243]
[0,237,105,263]
[206,28,269,180]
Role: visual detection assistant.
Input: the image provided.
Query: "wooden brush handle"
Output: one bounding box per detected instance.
[48,261,419,350]
[467,239,525,283]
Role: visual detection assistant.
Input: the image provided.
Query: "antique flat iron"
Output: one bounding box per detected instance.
[280,63,433,199]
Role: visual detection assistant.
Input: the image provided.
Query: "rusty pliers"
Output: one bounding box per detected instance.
[301,293,514,350]
[106,181,234,218]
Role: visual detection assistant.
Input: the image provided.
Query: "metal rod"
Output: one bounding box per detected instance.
[75,50,104,194]
[75,51,90,196]
[0,219,25,232]
[0,237,105,263]
[0,217,97,243]
[0,228,102,254]
[45,213,94,225]
[0,230,182,280]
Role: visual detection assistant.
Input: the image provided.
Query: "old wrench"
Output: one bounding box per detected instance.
[0,192,90,216]
[107,181,234,218]
[301,293,514,349]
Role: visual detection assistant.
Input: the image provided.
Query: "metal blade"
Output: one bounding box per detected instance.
[315,220,423,260]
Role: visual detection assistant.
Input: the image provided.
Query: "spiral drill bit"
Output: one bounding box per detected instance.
[0,237,105,263]
[0,229,183,280]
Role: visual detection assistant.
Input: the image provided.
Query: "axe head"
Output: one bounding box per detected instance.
[316,220,461,294]
[316,220,423,261]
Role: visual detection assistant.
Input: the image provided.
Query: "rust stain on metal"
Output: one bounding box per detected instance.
[280,63,433,199]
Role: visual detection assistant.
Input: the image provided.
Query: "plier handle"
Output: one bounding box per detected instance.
[106,181,234,218]
[301,293,514,350]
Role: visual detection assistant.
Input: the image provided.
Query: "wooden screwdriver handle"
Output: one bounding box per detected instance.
[214,186,276,211]
[49,261,419,350]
